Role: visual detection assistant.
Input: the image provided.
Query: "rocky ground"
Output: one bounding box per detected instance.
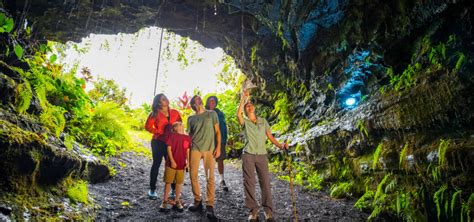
[89,150,369,221]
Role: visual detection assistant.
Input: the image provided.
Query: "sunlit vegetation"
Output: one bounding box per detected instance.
[66,180,89,204]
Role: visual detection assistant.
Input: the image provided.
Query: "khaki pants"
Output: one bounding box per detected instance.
[190,150,215,206]
[242,153,273,214]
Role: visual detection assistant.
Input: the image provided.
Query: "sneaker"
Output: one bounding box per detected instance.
[148,190,158,199]
[220,180,229,192]
[159,200,171,212]
[248,209,258,221]
[206,206,217,220]
[188,200,203,212]
[264,211,275,222]
[173,200,184,212]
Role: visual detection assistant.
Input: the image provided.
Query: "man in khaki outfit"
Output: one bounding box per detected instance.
[187,95,221,220]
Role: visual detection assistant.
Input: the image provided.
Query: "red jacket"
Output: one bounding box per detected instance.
[145,109,182,141]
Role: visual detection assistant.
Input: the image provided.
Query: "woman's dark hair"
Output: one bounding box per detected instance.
[205,96,218,110]
[151,93,166,117]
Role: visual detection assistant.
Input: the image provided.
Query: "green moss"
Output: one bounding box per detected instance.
[0,119,45,145]
[66,180,89,204]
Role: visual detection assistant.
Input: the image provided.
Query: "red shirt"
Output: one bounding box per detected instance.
[165,133,191,170]
[145,109,182,141]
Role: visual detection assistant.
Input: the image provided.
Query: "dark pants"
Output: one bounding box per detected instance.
[150,139,167,191]
[242,153,273,214]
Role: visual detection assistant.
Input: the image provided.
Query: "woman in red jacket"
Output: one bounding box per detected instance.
[145,93,182,199]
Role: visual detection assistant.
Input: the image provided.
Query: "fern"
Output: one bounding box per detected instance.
[454,52,465,72]
[372,143,383,170]
[399,142,409,169]
[40,105,66,137]
[434,184,448,221]
[461,193,474,222]
[450,189,462,217]
[438,139,450,167]
[385,178,397,194]
[373,173,391,206]
[15,81,33,114]
[357,120,369,138]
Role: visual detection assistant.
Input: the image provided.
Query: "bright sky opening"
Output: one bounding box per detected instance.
[60,27,229,108]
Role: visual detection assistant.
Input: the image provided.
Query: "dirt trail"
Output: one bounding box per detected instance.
[89,151,369,221]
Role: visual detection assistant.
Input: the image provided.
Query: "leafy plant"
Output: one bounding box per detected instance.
[14,81,33,114]
[0,12,14,33]
[14,44,24,60]
[67,180,89,204]
[372,143,383,170]
[357,120,369,138]
[271,92,293,132]
[438,139,450,167]
[434,184,448,221]
[399,142,409,169]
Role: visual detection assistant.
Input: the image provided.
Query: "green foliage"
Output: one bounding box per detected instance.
[438,139,450,167]
[15,81,33,114]
[88,77,128,106]
[434,184,448,221]
[454,52,465,72]
[40,105,66,137]
[0,12,14,33]
[81,102,131,156]
[355,190,374,211]
[306,171,324,191]
[451,189,462,217]
[67,180,89,204]
[461,193,473,222]
[330,182,353,198]
[250,44,258,65]
[389,63,420,91]
[276,21,289,49]
[14,44,24,60]
[356,120,368,138]
[298,118,311,132]
[399,142,409,169]
[271,92,293,132]
[372,143,383,170]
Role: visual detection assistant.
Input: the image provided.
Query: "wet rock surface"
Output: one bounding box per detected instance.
[90,151,369,221]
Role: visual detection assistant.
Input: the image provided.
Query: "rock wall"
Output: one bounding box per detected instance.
[2,0,474,220]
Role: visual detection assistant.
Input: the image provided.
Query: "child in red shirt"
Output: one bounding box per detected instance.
[160,122,191,212]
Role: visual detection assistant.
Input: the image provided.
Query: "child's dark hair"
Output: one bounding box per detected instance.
[172,122,182,133]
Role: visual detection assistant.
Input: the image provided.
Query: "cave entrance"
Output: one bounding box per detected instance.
[59,27,243,109]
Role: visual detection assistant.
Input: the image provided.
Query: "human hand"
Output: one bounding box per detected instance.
[213,148,221,159]
[171,161,177,169]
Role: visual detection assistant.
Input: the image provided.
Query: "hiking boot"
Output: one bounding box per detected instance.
[159,200,171,212]
[173,200,184,212]
[188,200,202,212]
[206,206,217,220]
[220,180,229,192]
[148,190,158,200]
[248,209,258,221]
[264,211,275,222]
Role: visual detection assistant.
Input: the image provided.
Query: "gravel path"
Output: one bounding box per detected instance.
[89,151,368,221]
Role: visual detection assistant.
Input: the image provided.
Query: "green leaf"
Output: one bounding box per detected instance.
[40,44,47,53]
[14,44,23,59]
[50,54,58,63]
[0,13,14,33]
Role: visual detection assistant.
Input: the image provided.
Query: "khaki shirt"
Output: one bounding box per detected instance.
[243,117,270,155]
